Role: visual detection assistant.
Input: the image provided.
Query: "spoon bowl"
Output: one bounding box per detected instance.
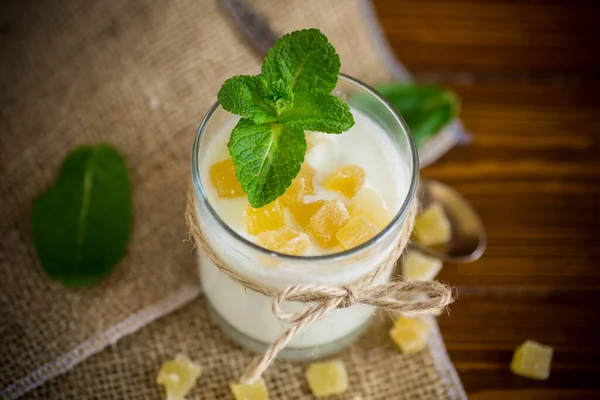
[414,179,486,263]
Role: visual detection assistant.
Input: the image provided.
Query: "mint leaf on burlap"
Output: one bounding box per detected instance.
[228,119,306,208]
[261,29,340,95]
[280,90,354,133]
[31,144,133,288]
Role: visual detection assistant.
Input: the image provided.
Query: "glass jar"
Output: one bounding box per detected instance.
[191,74,418,360]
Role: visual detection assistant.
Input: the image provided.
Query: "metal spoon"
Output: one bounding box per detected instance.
[412,179,486,263]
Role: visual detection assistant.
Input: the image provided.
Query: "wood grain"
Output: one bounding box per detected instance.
[372,0,600,398]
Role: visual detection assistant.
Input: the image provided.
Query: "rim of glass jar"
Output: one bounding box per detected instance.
[191,74,419,262]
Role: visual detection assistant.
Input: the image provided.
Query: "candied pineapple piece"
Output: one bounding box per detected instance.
[349,188,393,229]
[230,378,270,400]
[306,360,349,397]
[309,200,350,248]
[257,226,310,256]
[389,316,432,354]
[246,200,285,235]
[402,250,443,282]
[413,203,452,246]
[289,200,326,229]
[336,216,379,250]
[209,158,244,198]
[323,164,366,198]
[156,354,202,400]
[280,164,316,205]
[510,340,553,380]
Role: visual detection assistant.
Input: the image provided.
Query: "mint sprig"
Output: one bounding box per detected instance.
[218,29,355,208]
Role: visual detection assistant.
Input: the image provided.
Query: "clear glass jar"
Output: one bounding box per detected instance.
[191,74,418,360]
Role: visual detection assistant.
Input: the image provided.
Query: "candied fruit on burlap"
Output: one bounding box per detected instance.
[156,354,202,400]
[413,203,452,246]
[402,250,443,282]
[289,200,326,229]
[349,187,392,229]
[510,340,553,380]
[389,316,433,354]
[246,200,285,235]
[336,216,379,250]
[309,200,350,248]
[257,226,311,256]
[306,360,349,397]
[230,378,270,400]
[323,164,365,198]
[209,158,244,198]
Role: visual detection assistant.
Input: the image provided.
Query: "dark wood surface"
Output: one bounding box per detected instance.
[372,1,600,398]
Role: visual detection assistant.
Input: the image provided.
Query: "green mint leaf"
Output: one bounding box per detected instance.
[263,79,294,115]
[219,29,354,207]
[228,119,305,208]
[218,75,278,124]
[31,144,133,288]
[280,90,354,133]
[376,83,459,146]
[261,29,340,95]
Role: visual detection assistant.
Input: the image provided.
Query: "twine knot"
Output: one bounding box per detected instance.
[340,285,359,308]
[185,187,454,384]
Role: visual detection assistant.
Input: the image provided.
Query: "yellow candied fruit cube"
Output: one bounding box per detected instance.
[414,203,452,246]
[510,340,553,380]
[306,360,349,398]
[246,200,285,235]
[323,164,366,198]
[230,378,270,400]
[156,354,202,400]
[289,200,326,229]
[257,226,311,256]
[349,188,393,229]
[209,158,244,198]
[309,200,350,249]
[280,164,316,205]
[389,316,432,354]
[402,250,443,282]
[336,216,379,250]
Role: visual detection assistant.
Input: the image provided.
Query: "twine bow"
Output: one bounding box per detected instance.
[186,188,454,384]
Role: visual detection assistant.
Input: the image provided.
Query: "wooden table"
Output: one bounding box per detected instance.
[372,1,600,398]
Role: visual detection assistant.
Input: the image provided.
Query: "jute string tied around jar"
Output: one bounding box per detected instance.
[185,188,454,384]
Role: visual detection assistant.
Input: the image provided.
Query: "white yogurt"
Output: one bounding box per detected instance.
[196,107,411,349]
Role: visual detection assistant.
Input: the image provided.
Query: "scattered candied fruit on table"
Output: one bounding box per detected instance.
[349,187,392,229]
[230,378,270,400]
[289,200,326,229]
[156,354,202,400]
[336,216,379,250]
[305,360,349,397]
[209,158,244,198]
[402,250,443,282]
[246,200,285,235]
[309,200,350,248]
[510,340,553,380]
[257,226,311,256]
[389,316,432,354]
[323,164,365,198]
[280,163,316,205]
[413,203,452,246]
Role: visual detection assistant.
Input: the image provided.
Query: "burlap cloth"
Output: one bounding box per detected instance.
[0,0,466,398]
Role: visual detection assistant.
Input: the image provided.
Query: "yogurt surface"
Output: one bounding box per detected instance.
[200,107,409,255]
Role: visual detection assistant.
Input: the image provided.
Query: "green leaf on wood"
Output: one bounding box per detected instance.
[31,144,133,288]
[376,83,460,146]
